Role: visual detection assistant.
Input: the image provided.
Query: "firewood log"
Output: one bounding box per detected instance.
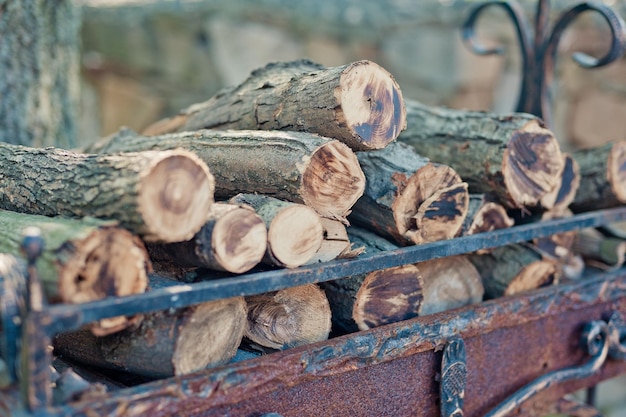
[539,153,580,214]
[305,218,353,264]
[350,141,469,245]
[571,141,626,212]
[53,276,247,378]
[457,194,514,239]
[143,59,407,151]
[244,284,331,351]
[145,203,267,274]
[574,227,626,270]
[0,143,214,243]
[468,244,560,299]
[229,194,323,268]
[86,128,365,221]
[397,99,564,209]
[0,210,149,335]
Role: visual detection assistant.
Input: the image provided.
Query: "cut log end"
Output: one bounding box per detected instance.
[173,297,247,375]
[300,140,365,220]
[138,150,215,243]
[268,205,324,268]
[353,264,423,331]
[394,164,469,244]
[210,207,267,273]
[503,121,564,208]
[607,141,626,203]
[540,153,580,212]
[337,61,407,150]
[59,227,149,336]
[466,202,514,236]
[504,260,558,296]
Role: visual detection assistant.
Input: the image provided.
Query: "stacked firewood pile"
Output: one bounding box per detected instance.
[3,59,626,388]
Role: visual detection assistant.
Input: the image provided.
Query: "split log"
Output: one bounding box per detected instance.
[350,141,469,245]
[457,194,513,238]
[539,154,580,214]
[0,210,149,335]
[571,141,626,212]
[468,244,560,299]
[0,143,215,243]
[244,284,331,351]
[143,59,407,151]
[145,203,267,274]
[229,194,323,268]
[574,228,626,270]
[53,277,247,378]
[397,99,564,209]
[305,218,354,264]
[322,227,424,333]
[86,128,365,221]
[417,256,484,316]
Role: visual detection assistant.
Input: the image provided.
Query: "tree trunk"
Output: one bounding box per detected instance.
[53,276,247,378]
[0,0,80,148]
[143,59,407,151]
[229,194,323,268]
[145,203,267,274]
[468,244,560,299]
[350,141,469,245]
[244,284,331,351]
[457,194,514,239]
[397,99,564,209]
[0,209,150,335]
[571,141,626,212]
[87,128,365,221]
[0,143,215,243]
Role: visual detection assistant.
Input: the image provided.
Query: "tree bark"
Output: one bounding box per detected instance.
[87,128,365,221]
[457,194,514,238]
[350,141,469,245]
[0,143,215,243]
[143,59,407,151]
[0,209,150,335]
[145,203,267,274]
[0,0,80,148]
[571,141,626,212]
[244,284,331,351]
[468,244,560,299]
[229,194,323,268]
[53,277,247,378]
[397,99,564,209]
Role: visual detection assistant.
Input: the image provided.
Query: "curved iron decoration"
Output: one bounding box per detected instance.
[462,0,626,127]
[440,338,467,417]
[484,320,610,417]
[608,311,626,360]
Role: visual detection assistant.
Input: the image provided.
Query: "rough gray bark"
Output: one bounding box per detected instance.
[0,0,80,148]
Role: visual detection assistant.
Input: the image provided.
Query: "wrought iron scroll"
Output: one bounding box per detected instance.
[462,0,626,127]
[440,339,467,417]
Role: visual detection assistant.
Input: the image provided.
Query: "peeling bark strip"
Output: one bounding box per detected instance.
[571,141,626,212]
[0,210,149,335]
[53,295,248,378]
[457,194,514,238]
[143,59,407,151]
[229,194,323,268]
[0,143,215,243]
[89,128,365,221]
[350,141,469,245]
[244,284,331,351]
[397,99,564,209]
[145,203,267,274]
[468,244,560,300]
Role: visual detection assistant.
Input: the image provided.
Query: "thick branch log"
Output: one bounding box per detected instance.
[350,141,469,245]
[87,128,365,221]
[571,141,626,212]
[0,143,215,243]
[53,279,247,378]
[229,194,323,268]
[145,203,267,274]
[0,210,149,335]
[539,153,580,214]
[397,99,564,209]
[468,244,560,299]
[143,60,407,151]
[305,218,353,264]
[457,194,513,239]
[574,228,626,270]
[244,284,331,351]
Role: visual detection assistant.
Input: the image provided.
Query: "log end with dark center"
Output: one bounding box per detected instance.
[607,141,626,203]
[337,60,407,150]
[466,202,514,236]
[138,150,215,243]
[353,264,423,331]
[540,153,580,212]
[301,140,365,220]
[502,121,564,208]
